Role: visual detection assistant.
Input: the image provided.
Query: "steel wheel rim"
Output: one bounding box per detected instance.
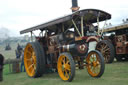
[86,52,101,77]
[24,43,37,77]
[58,55,71,81]
[96,42,110,63]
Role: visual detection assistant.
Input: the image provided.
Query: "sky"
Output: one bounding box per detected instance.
[0,0,128,37]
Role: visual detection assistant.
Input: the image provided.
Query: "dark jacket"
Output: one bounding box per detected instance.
[0,54,4,70]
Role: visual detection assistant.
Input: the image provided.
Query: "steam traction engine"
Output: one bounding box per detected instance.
[20,0,111,82]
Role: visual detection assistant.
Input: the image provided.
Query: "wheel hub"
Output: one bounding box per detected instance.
[62,65,65,70]
[93,62,97,67]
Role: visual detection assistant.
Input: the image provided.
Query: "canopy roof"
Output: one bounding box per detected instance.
[103,22,128,32]
[20,9,111,34]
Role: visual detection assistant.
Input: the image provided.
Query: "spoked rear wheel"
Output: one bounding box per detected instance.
[24,41,45,78]
[86,50,105,78]
[57,52,75,82]
[96,40,115,63]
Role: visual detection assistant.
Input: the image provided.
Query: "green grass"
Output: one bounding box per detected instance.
[0,43,16,59]
[1,62,128,85]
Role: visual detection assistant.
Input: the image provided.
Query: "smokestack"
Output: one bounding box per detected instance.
[71,0,80,12]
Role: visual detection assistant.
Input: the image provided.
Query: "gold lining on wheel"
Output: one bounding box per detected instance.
[86,52,101,77]
[24,44,37,77]
[57,55,71,81]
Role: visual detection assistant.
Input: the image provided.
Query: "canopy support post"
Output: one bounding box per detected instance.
[72,19,82,37]
[30,31,33,42]
[97,13,100,35]
[62,23,64,32]
[81,16,84,37]
[101,20,107,35]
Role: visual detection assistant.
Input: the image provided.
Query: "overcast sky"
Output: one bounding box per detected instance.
[0,0,128,36]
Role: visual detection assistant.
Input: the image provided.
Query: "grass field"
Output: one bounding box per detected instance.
[1,62,128,85]
[0,42,128,85]
[0,43,16,59]
[0,42,27,59]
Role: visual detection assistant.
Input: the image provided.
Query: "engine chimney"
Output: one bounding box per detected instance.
[71,0,80,12]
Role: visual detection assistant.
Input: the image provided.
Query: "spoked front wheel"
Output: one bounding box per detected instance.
[57,52,75,82]
[86,50,105,78]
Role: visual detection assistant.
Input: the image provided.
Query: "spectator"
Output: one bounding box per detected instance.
[20,50,25,72]
[15,43,23,59]
[0,54,4,81]
[15,50,20,59]
[17,43,22,51]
